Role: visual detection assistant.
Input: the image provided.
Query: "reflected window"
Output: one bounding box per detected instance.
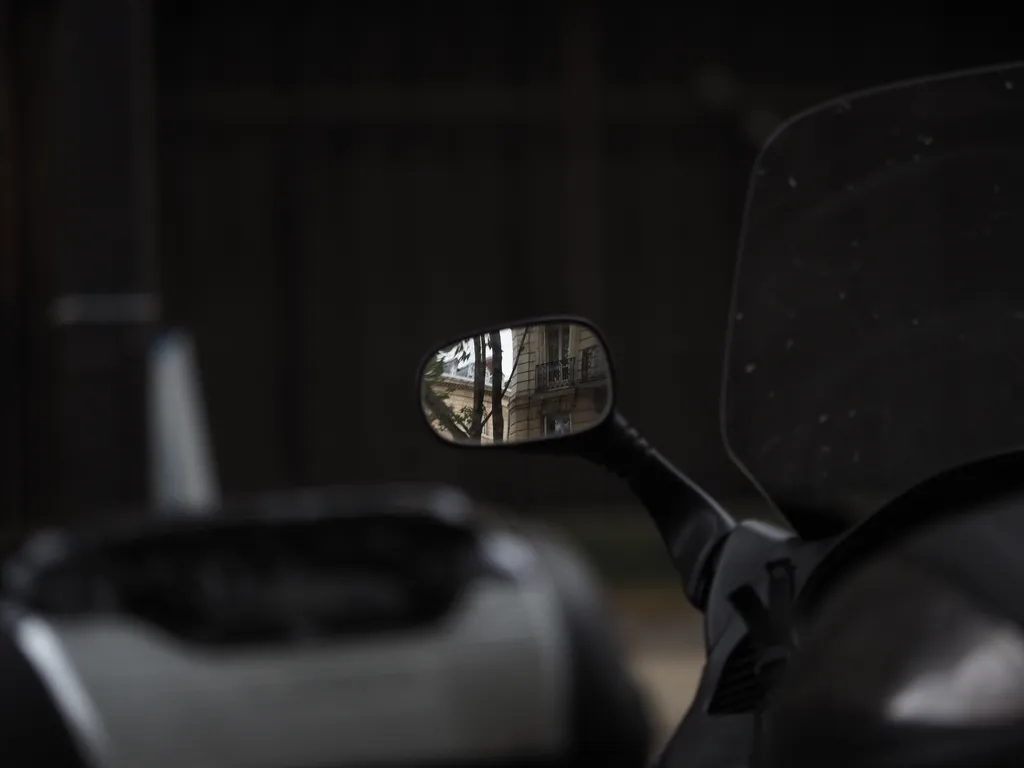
[538,325,574,391]
[580,344,606,382]
[444,358,493,386]
[545,324,571,362]
[544,413,572,436]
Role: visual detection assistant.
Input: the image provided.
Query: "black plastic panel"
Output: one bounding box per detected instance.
[5,511,485,647]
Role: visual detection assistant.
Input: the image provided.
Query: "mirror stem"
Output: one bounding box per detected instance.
[586,412,736,610]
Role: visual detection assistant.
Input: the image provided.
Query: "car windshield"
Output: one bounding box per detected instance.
[723,62,1024,524]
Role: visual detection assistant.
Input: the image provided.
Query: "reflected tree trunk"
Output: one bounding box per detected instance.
[490,331,504,442]
[468,334,485,441]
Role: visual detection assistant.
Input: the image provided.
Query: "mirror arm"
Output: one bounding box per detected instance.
[581,411,736,610]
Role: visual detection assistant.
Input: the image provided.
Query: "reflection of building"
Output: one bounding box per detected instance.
[429,354,511,443]
[505,324,610,441]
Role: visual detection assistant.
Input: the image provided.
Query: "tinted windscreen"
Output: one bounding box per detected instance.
[724,63,1024,522]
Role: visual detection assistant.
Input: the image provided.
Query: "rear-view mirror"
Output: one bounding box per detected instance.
[418,318,614,447]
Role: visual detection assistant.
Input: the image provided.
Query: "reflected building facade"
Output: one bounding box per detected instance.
[505,324,609,441]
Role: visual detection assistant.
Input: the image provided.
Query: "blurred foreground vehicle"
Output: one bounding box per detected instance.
[0,484,649,768]
[0,330,647,766]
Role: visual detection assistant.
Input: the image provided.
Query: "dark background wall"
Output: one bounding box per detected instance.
[1,1,1022,534]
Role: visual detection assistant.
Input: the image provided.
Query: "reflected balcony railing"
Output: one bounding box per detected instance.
[536,357,575,392]
[580,346,607,383]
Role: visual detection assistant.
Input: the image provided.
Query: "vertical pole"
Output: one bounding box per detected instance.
[0,1,24,529]
[47,0,160,520]
[562,2,604,321]
[0,2,63,544]
[273,14,305,487]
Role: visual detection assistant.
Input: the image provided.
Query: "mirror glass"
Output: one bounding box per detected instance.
[420,321,614,446]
